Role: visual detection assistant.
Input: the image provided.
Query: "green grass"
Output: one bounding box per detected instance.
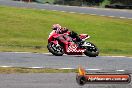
[0,67,77,74]
[0,6,132,56]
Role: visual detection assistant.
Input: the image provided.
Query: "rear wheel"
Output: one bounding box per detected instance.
[84,42,99,57]
[47,42,64,56]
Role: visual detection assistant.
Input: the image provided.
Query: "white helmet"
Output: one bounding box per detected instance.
[52,24,61,30]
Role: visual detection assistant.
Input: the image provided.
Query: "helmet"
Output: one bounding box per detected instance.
[52,24,61,30]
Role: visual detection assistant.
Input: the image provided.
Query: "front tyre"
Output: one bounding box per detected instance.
[47,42,64,56]
[84,42,99,57]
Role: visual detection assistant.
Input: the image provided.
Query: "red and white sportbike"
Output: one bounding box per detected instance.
[47,31,99,57]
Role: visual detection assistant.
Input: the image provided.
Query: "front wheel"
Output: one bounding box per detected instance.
[83,42,99,57]
[47,42,64,56]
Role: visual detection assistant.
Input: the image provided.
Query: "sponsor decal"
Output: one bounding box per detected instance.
[76,67,131,86]
[86,74,130,83]
[67,44,85,52]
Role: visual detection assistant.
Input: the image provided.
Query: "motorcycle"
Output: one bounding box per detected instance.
[47,30,99,57]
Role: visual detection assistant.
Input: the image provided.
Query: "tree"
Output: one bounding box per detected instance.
[103,0,132,5]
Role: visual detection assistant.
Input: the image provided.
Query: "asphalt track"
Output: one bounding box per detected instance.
[0,73,132,88]
[0,52,132,73]
[0,0,132,19]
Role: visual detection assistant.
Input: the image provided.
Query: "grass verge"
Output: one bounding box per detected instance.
[0,67,77,74]
[0,6,132,56]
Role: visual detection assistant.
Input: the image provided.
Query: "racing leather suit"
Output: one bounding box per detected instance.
[48,28,82,44]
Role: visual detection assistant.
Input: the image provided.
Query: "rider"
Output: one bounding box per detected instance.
[52,24,82,43]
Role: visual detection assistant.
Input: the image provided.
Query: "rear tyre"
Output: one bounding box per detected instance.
[47,42,64,56]
[84,42,99,57]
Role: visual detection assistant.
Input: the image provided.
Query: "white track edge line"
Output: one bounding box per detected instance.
[0,66,12,68]
[43,9,132,19]
[85,69,101,71]
[116,70,125,72]
[58,68,76,70]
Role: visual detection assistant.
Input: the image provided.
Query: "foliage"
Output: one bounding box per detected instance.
[100,0,111,7]
[35,0,55,4]
[54,0,83,6]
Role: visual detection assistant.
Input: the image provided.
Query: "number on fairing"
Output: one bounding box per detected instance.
[82,42,94,47]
